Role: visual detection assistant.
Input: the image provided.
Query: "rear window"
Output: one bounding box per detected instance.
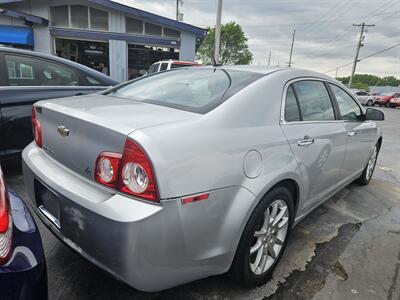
[170,63,196,69]
[106,68,262,114]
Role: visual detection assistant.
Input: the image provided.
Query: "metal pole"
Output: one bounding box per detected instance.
[214,0,223,64]
[349,22,375,88]
[288,29,295,67]
[176,0,179,21]
[267,51,271,66]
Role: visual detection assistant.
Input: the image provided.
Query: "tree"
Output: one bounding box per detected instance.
[336,74,400,88]
[197,22,253,65]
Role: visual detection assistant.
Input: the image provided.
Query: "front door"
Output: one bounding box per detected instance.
[328,83,375,179]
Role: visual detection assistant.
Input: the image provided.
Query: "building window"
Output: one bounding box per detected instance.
[126,17,143,34]
[90,7,108,31]
[145,23,162,36]
[70,5,89,29]
[164,28,180,38]
[49,5,69,27]
[50,5,108,31]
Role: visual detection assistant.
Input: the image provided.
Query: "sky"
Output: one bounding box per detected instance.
[114,0,400,78]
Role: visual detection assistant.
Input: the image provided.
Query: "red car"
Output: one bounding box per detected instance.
[374,92,400,107]
[388,97,400,108]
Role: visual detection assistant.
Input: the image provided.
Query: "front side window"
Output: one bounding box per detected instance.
[5,55,79,87]
[329,84,362,121]
[284,85,300,122]
[106,68,262,114]
[293,81,335,121]
[159,63,169,71]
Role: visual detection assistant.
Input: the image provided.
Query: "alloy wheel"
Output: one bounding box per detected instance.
[249,199,289,275]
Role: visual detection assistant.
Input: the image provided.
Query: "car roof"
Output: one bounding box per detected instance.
[0,47,119,85]
[197,65,335,80]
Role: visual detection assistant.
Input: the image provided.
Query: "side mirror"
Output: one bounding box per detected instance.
[139,70,147,76]
[365,108,384,121]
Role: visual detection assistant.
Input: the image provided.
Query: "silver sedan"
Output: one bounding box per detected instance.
[22,66,384,292]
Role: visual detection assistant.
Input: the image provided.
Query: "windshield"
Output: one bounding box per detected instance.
[105,68,262,114]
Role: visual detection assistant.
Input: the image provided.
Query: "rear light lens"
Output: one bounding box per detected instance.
[94,139,159,203]
[95,152,122,187]
[0,168,12,265]
[32,106,42,148]
[118,139,158,202]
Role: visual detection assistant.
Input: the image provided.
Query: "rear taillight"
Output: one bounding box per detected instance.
[0,167,12,265]
[95,152,122,187]
[94,139,159,203]
[32,106,42,148]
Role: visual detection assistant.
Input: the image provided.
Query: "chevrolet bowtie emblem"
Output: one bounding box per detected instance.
[57,126,70,137]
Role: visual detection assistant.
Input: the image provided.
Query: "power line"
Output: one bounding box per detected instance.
[324,42,400,73]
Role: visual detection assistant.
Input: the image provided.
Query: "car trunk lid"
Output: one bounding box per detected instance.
[37,94,198,180]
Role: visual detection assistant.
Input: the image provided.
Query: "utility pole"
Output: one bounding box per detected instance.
[176,0,183,21]
[335,66,339,78]
[214,0,223,64]
[267,51,271,66]
[349,22,375,88]
[288,29,295,67]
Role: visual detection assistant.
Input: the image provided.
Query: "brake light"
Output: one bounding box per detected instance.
[94,139,159,203]
[32,106,42,148]
[0,167,12,265]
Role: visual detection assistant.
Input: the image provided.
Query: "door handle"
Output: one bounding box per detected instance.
[297,136,315,147]
[347,131,357,137]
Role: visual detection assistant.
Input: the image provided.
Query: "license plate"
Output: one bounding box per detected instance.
[35,180,61,229]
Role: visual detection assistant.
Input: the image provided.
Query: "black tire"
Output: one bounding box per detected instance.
[367,100,373,106]
[228,186,294,287]
[356,143,379,186]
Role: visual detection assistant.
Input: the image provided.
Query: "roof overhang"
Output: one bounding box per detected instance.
[88,0,207,37]
[0,7,48,25]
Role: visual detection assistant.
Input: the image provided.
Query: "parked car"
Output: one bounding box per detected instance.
[147,60,201,74]
[0,165,47,299]
[374,92,400,107]
[388,97,400,108]
[353,91,375,106]
[22,66,384,292]
[0,47,119,162]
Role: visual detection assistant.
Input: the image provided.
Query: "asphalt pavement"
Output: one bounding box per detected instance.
[3,107,400,300]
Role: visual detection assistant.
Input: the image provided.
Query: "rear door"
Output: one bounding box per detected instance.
[280,79,347,210]
[0,53,97,156]
[328,83,375,179]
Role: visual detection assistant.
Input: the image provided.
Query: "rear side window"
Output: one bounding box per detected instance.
[284,85,301,122]
[293,81,335,121]
[329,84,362,121]
[106,68,262,114]
[5,54,79,86]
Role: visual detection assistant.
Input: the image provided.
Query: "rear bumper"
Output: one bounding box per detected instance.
[22,143,255,292]
[0,189,47,300]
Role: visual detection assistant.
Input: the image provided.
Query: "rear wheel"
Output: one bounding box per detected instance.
[356,143,379,185]
[367,99,373,106]
[229,186,294,287]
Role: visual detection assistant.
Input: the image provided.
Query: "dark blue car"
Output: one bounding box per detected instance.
[0,166,47,300]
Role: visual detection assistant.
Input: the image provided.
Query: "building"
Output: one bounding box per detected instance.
[0,0,207,81]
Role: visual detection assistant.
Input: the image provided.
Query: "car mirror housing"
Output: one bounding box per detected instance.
[365,108,384,121]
